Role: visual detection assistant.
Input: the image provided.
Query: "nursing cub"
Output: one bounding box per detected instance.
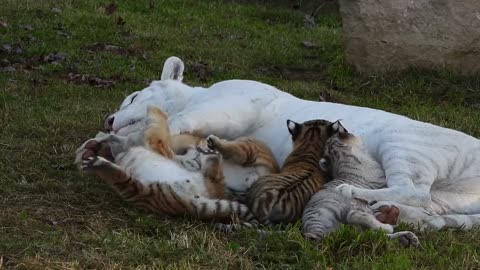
[301,121,419,246]
[75,106,278,224]
[246,119,334,225]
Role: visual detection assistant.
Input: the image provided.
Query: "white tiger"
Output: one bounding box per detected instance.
[103,56,480,230]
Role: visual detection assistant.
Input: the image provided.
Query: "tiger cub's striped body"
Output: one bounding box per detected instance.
[301,122,419,246]
[75,106,278,224]
[246,119,333,225]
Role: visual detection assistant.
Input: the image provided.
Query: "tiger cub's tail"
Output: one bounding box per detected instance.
[186,196,258,224]
[81,156,258,225]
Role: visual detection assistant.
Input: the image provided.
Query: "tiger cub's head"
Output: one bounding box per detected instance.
[143,105,175,159]
[318,120,364,172]
[286,119,340,150]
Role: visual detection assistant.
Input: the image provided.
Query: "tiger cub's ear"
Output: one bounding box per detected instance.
[287,119,301,139]
[147,105,168,121]
[328,120,348,136]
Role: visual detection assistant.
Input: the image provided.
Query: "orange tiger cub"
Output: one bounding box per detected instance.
[143,106,225,199]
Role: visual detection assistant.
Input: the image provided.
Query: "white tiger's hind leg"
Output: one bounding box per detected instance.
[336,166,433,208]
[420,214,480,231]
[347,211,420,247]
[369,201,438,226]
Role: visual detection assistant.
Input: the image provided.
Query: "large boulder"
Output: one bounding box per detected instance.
[338,0,480,75]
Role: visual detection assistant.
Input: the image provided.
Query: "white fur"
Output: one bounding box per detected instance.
[106,58,480,218]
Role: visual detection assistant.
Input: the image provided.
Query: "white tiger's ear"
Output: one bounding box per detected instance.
[287,119,301,138]
[328,120,348,136]
[319,157,329,172]
[161,56,184,81]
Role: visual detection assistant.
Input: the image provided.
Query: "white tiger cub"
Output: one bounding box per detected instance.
[302,121,419,247]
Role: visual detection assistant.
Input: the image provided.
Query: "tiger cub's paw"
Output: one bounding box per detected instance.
[81,156,111,172]
[206,135,222,150]
[303,232,324,242]
[196,146,217,156]
[335,184,355,199]
[214,223,240,234]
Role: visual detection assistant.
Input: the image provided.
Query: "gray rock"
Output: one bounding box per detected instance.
[338,0,480,75]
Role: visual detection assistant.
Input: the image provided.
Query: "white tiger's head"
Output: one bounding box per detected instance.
[104,56,186,136]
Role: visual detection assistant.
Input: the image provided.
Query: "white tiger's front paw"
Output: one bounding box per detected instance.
[335,184,355,199]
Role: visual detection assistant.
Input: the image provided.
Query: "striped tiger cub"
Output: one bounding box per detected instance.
[245,119,335,225]
[301,121,419,247]
[74,106,257,224]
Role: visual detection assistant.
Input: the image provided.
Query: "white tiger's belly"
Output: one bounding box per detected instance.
[116,147,209,196]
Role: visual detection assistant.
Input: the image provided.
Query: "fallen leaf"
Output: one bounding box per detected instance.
[0,21,8,28]
[19,24,33,31]
[35,9,45,18]
[3,66,16,72]
[57,31,70,38]
[301,40,319,49]
[104,3,117,15]
[1,44,12,52]
[119,30,133,38]
[42,52,67,63]
[116,16,126,26]
[26,36,40,43]
[304,14,315,28]
[104,45,120,51]
[1,44,22,54]
[66,73,117,88]
[84,43,132,55]
[51,7,62,14]
[190,62,211,83]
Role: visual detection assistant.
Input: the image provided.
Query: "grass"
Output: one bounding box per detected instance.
[1,0,480,268]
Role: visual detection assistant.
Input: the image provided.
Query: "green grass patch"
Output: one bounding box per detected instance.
[1,0,480,269]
